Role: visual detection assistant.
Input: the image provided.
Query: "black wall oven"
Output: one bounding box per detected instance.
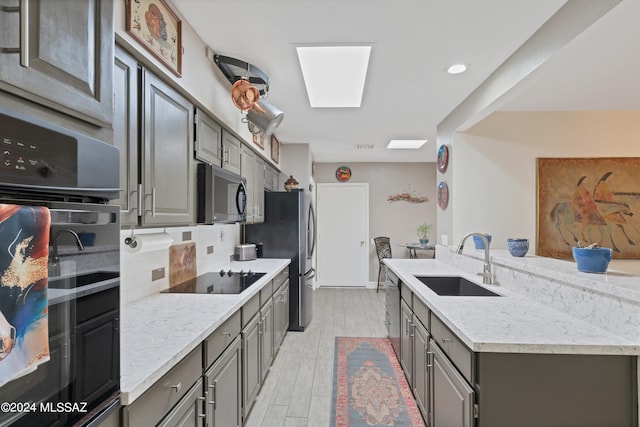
[0,107,120,427]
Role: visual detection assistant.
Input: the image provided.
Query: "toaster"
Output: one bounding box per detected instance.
[235,244,257,261]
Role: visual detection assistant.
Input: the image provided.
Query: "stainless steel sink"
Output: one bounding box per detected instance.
[415,276,500,296]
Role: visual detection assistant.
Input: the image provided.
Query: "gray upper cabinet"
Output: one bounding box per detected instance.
[0,0,114,126]
[113,46,140,227]
[142,71,194,226]
[194,108,223,166]
[222,130,242,175]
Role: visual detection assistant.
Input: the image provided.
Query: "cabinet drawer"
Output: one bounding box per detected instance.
[273,268,288,287]
[204,310,241,369]
[430,314,473,383]
[400,282,412,308]
[260,280,274,306]
[123,347,202,427]
[242,293,260,327]
[413,297,430,331]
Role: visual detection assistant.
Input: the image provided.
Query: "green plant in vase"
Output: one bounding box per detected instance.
[416,223,432,246]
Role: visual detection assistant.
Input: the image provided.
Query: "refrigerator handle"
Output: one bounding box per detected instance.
[304,268,316,280]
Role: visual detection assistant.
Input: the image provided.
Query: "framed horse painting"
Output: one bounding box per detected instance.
[537,157,640,258]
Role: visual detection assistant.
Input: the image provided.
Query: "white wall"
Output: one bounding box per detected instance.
[450,111,640,254]
[315,162,437,281]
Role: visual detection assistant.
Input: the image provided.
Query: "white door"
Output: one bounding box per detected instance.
[316,183,369,287]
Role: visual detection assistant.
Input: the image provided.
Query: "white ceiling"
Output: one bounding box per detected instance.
[171,0,638,163]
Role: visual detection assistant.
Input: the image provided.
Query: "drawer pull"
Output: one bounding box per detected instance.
[222,331,232,337]
[441,337,451,344]
[197,396,206,418]
[166,382,182,393]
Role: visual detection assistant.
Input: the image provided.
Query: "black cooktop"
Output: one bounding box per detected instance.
[162,270,266,295]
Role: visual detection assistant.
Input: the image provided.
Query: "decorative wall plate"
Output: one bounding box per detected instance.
[437,181,449,210]
[437,144,449,173]
[336,166,352,182]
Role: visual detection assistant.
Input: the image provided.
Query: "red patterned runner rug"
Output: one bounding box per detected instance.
[330,337,425,426]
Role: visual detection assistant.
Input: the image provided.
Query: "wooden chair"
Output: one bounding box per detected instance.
[374,237,392,292]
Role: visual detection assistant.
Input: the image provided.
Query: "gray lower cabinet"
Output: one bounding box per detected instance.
[400,299,413,385]
[157,379,206,427]
[242,312,261,418]
[430,339,474,427]
[412,317,430,424]
[123,348,202,427]
[400,291,638,427]
[273,279,290,349]
[0,0,114,126]
[205,336,242,427]
[260,297,274,381]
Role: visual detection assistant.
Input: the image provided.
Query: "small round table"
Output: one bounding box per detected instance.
[399,243,436,259]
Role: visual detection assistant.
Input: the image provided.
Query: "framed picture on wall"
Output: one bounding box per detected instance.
[271,135,280,163]
[126,0,182,77]
[537,157,640,258]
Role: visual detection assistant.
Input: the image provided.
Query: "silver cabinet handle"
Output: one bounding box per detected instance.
[426,351,434,368]
[0,1,26,61]
[196,396,206,418]
[208,381,216,408]
[441,337,451,344]
[222,331,232,337]
[145,187,156,216]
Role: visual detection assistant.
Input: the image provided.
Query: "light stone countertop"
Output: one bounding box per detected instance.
[384,258,640,355]
[119,258,289,405]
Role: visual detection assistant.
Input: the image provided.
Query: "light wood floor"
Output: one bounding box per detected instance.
[244,287,388,427]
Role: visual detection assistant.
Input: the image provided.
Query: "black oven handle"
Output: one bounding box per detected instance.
[236,180,248,216]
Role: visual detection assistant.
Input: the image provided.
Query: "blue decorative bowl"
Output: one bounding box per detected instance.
[473,234,491,249]
[507,238,529,257]
[572,247,612,273]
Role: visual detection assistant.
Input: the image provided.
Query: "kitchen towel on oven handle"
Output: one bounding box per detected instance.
[0,204,51,387]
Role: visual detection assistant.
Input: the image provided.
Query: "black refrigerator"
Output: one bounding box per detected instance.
[245,189,315,331]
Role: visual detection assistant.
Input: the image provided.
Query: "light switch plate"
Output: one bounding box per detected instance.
[441,234,448,246]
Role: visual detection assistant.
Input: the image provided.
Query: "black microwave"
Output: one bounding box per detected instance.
[197,163,247,224]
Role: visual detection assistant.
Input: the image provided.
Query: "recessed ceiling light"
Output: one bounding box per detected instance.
[447,63,468,74]
[387,140,427,149]
[296,46,371,108]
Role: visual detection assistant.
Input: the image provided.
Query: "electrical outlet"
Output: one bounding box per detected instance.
[441,234,448,246]
[182,231,192,241]
[207,245,214,254]
[151,267,165,281]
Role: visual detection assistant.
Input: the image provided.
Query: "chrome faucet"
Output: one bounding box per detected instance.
[455,232,494,284]
[50,230,85,275]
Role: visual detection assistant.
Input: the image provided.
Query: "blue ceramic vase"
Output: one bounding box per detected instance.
[572,247,612,273]
[507,238,529,257]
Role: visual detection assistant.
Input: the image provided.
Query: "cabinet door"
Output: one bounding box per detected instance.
[274,280,289,348]
[430,339,474,427]
[113,46,140,226]
[242,314,261,417]
[205,336,242,427]
[157,379,205,427]
[143,70,194,225]
[194,108,223,166]
[74,311,119,408]
[254,157,265,223]
[260,298,274,379]
[240,146,256,223]
[0,0,113,126]
[222,131,242,175]
[400,299,413,385]
[412,318,430,424]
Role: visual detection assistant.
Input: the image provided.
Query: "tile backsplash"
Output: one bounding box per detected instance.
[119,224,240,305]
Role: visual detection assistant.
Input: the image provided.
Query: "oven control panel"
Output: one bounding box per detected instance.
[0,111,77,187]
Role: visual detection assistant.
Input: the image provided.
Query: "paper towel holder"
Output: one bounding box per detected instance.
[124,228,138,249]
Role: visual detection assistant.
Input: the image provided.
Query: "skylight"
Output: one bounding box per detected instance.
[387,140,427,149]
[296,46,371,108]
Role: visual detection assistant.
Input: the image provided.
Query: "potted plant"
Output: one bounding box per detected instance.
[416,223,432,246]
